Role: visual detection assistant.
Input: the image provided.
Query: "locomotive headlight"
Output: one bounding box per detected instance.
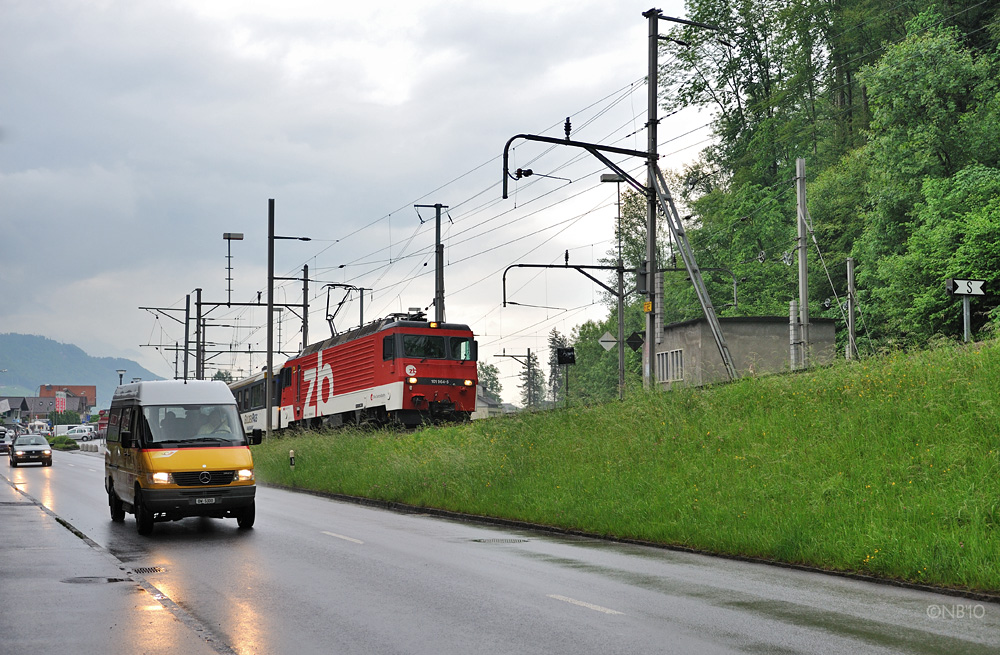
[236,468,254,482]
[463,379,474,386]
[408,377,418,384]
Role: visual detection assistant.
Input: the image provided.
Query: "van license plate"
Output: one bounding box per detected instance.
[195,498,216,505]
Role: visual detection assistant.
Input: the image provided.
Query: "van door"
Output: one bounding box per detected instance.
[118,407,138,504]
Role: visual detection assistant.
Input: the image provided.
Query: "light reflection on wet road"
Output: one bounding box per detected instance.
[4,449,998,655]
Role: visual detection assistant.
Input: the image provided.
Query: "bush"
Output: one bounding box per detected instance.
[48,435,80,451]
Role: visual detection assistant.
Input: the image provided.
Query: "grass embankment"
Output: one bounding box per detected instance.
[253,339,1000,592]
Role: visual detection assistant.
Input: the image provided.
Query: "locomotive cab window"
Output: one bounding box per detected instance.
[402,334,445,359]
[450,337,478,361]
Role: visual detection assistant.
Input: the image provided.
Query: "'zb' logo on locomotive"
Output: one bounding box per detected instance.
[302,352,334,419]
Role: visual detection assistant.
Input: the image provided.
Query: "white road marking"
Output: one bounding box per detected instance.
[548,595,624,615]
[322,530,364,544]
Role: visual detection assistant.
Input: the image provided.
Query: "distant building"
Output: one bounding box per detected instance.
[655,316,837,388]
[0,394,89,423]
[472,385,504,419]
[39,384,97,410]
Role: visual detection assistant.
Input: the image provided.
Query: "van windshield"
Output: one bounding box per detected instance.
[141,405,244,446]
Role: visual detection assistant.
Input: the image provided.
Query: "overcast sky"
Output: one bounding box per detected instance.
[1,0,708,403]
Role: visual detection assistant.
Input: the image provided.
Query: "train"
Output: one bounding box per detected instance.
[230,311,478,431]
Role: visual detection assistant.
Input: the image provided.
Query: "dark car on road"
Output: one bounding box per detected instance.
[0,432,9,455]
[9,434,53,467]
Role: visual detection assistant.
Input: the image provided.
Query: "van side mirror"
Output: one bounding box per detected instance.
[247,429,263,446]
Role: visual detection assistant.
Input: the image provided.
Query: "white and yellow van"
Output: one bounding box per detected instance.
[104,380,263,535]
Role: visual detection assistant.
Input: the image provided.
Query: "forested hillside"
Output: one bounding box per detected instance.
[561,1,1000,404]
[0,333,161,408]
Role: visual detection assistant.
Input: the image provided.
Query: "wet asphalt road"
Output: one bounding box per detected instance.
[2,448,998,655]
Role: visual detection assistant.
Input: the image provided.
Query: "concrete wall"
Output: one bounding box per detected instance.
[656,316,837,387]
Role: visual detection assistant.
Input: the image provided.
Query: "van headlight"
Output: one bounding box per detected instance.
[150,472,172,484]
[236,468,254,482]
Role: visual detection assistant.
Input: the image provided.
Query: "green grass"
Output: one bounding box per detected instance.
[253,339,1000,592]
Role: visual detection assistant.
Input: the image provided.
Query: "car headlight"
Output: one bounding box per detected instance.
[14,450,25,456]
[150,471,173,484]
[236,468,254,482]
[42,449,52,456]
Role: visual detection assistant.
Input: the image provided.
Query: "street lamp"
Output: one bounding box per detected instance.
[266,199,311,439]
[223,232,244,307]
[601,173,626,401]
[117,369,126,385]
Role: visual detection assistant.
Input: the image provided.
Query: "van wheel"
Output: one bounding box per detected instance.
[236,501,255,529]
[135,489,154,535]
[109,487,125,522]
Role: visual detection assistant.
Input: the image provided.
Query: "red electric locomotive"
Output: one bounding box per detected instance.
[233,311,478,430]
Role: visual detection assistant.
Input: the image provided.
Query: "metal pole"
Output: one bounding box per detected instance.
[436,204,445,322]
[644,8,660,388]
[790,300,800,370]
[266,199,274,439]
[846,257,857,360]
[195,288,203,379]
[183,294,190,381]
[527,347,532,409]
[963,296,971,342]
[616,179,625,401]
[618,258,626,401]
[302,264,309,349]
[796,158,810,367]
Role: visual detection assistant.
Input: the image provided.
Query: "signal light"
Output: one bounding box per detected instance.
[429,322,438,328]
[636,260,648,295]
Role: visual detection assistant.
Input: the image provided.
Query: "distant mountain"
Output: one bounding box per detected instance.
[0,333,163,408]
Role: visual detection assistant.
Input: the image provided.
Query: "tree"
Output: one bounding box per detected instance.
[854,11,1000,342]
[212,370,233,383]
[871,166,1000,341]
[477,362,503,404]
[48,410,81,426]
[517,351,545,410]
